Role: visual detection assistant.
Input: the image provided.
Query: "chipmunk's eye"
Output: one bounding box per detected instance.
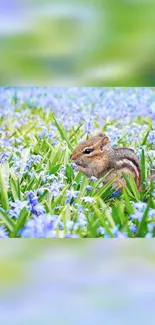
[83,148,93,154]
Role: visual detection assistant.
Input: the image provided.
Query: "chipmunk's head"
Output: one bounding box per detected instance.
[70,133,112,178]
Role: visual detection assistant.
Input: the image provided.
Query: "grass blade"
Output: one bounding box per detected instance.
[141,148,146,194]
[10,207,28,238]
[137,200,151,237]
[53,116,74,151]
[0,208,15,232]
[0,165,9,210]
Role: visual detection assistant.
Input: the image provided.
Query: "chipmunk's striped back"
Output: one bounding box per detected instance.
[114,148,141,189]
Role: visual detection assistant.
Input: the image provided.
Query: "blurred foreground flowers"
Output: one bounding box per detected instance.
[0,240,155,324]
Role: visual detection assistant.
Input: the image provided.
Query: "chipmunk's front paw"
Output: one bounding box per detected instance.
[76,166,86,173]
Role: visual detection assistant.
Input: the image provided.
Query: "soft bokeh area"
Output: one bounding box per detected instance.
[0,240,155,325]
[0,0,155,86]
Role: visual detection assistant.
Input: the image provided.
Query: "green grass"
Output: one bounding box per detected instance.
[0,104,155,238]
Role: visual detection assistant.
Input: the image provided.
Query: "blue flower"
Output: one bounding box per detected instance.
[67,221,74,231]
[90,176,98,182]
[148,222,155,232]
[28,192,38,206]
[148,131,155,145]
[28,191,45,216]
[66,189,79,200]
[24,154,42,172]
[71,163,78,170]
[111,189,121,198]
[145,232,152,238]
[57,221,64,230]
[130,201,147,222]
[148,209,155,218]
[48,180,65,199]
[74,204,84,213]
[85,185,93,192]
[129,224,137,234]
[38,188,45,195]
[38,128,48,138]
[130,211,143,222]
[132,202,147,212]
[20,214,58,238]
[97,226,105,235]
[104,233,111,238]
[0,152,10,164]
[8,200,28,219]
[151,191,155,198]
[111,226,120,237]
[0,225,8,238]
[74,211,88,230]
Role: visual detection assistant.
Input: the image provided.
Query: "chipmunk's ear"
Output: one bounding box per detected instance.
[100,136,109,151]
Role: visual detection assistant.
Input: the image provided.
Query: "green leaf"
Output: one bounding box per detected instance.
[10,170,22,200]
[59,204,71,233]
[76,175,88,202]
[63,145,70,165]
[122,172,140,201]
[141,148,146,194]
[117,132,130,144]
[48,144,62,166]
[52,184,70,208]
[112,200,126,226]
[92,204,114,238]
[137,201,151,237]
[122,188,134,214]
[93,175,117,199]
[10,177,18,201]
[24,178,36,192]
[10,207,28,238]
[53,116,74,151]
[74,172,83,188]
[69,124,83,142]
[50,163,62,175]
[0,165,9,210]
[98,198,116,228]
[141,129,151,146]
[0,208,15,232]
[24,122,38,135]
[66,164,74,183]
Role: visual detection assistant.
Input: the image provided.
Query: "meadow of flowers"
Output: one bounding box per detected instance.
[1,87,155,238]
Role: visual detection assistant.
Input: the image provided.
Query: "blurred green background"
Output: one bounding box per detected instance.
[0,0,155,86]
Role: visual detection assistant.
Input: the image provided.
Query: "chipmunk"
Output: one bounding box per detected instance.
[71,133,144,191]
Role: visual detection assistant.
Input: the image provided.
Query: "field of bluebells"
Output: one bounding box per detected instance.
[1,87,155,238]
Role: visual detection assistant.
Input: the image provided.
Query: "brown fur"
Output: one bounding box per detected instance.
[71,133,142,190]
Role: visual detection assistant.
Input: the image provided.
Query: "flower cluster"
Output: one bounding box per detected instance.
[0,87,155,237]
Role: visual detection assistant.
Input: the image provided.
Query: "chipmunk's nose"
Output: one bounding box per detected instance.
[70,154,73,160]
